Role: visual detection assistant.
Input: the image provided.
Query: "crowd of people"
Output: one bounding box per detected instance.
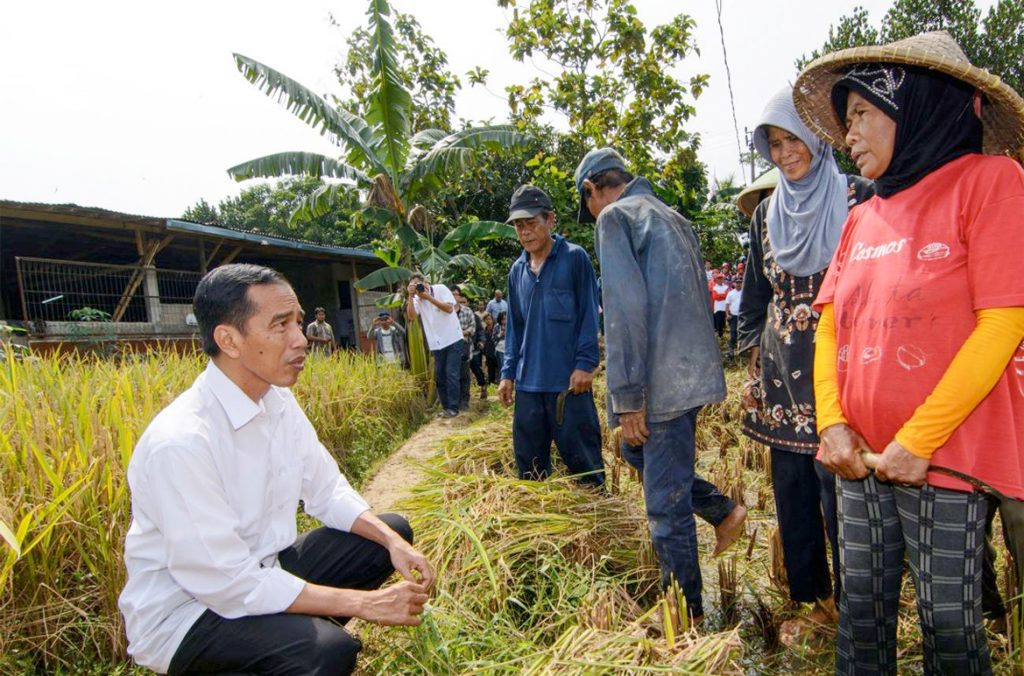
[116,30,1024,676]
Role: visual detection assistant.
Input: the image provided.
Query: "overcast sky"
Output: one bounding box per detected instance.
[0,0,989,218]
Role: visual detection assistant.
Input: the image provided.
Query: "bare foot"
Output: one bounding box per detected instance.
[713,504,747,557]
[779,597,838,646]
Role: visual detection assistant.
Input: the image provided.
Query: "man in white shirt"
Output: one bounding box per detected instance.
[119,264,434,675]
[405,272,464,418]
[725,277,744,354]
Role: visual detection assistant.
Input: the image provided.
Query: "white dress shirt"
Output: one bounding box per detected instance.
[412,283,462,351]
[118,362,369,673]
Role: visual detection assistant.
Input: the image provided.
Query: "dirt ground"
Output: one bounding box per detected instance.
[359,404,491,512]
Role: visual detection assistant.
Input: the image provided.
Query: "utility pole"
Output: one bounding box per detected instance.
[743,127,756,183]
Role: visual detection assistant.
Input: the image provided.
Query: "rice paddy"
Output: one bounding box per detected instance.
[1,351,1021,674]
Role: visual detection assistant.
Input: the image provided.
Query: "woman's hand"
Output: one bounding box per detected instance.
[819,423,871,481]
[874,439,930,486]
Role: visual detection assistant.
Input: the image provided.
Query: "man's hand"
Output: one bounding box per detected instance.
[568,368,594,394]
[819,423,871,481]
[619,408,648,447]
[358,581,429,626]
[497,379,514,406]
[875,439,929,486]
[388,537,436,591]
[407,281,428,300]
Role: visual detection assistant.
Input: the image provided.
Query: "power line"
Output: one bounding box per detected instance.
[714,0,744,171]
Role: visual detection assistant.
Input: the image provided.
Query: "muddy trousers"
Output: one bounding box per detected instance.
[619,408,704,617]
[835,477,990,676]
[167,514,413,676]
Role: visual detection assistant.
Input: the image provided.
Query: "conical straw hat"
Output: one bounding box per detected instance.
[735,168,778,218]
[793,31,1024,159]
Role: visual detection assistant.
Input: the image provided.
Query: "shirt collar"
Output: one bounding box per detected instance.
[517,234,565,264]
[204,361,279,430]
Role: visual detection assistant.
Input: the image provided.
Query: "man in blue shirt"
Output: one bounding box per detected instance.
[485,290,508,321]
[497,184,604,487]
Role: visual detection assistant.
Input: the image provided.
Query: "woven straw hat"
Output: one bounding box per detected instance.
[735,167,779,218]
[793,31,1024,159]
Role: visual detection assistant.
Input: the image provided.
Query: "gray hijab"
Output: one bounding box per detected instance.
[753,86,849,277]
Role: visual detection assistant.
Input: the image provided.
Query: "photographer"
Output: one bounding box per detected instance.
[405,273,463,418]
[366,312,406,366]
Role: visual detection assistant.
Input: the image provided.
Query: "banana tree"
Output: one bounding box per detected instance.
[227,0,533,381]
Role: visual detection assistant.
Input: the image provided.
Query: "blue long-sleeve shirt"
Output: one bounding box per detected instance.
[500,235,600,392]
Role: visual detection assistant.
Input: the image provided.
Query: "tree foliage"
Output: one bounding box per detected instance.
[494,0,709,207]
[181,177,374,248]
[798,0,1024,95]
[331,9,461,132]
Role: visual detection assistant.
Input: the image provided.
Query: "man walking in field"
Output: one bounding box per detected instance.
[119,264,434,675]
[576,148,730,622]
[498,184,605,487]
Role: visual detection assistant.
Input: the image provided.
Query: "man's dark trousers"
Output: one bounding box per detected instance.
[619,408,703,617]
[433,339,464,412]
[167,513,413,676]
[512,390,604,486]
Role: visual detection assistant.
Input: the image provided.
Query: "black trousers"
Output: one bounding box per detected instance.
[728,315,738,349]
[168,513,412,676]
[512,390,605,486]
[469,353,486,387]
[770,448,840,603]
[713,310,726,337]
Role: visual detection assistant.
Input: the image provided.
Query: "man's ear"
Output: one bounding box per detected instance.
[214,324,243,359]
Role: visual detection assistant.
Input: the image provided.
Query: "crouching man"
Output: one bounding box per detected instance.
[119,264,434,675]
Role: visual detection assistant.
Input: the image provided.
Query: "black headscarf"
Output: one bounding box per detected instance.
[831,63,983,198]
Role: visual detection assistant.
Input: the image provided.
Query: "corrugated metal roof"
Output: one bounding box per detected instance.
[0,199,379,261]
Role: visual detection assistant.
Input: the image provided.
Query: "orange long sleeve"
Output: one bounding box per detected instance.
[813,303,847,433]
[895,307,1024,458]
[814,304,1024,457]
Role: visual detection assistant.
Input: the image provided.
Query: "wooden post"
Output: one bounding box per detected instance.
[198,240,208,275]
[112,235,173,322]
[15,256,30,330]
[219,245,244,266]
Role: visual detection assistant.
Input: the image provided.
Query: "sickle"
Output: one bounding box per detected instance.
[860,451,1007,502]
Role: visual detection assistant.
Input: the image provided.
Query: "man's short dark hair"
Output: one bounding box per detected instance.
[314,307,326,315]
[591,167,634,190]
[193,264,288,357]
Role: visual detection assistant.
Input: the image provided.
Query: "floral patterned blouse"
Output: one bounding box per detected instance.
[737,176,874,454]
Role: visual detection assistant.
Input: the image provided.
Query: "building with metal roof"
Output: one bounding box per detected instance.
[0,200,388,352]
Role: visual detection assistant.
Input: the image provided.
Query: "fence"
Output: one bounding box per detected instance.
[15,257,202,330]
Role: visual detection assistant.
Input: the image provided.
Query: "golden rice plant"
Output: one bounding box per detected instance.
[0,349,426,672]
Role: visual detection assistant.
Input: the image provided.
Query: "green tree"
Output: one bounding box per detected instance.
[181,198,220,225]
[799,0,1024,94]
[493,0,709,204]
[331,8,461,132]
[228,0,533,378]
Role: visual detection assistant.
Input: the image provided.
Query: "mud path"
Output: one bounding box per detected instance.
[360,406,488,512]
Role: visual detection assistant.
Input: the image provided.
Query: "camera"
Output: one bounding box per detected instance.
[415,283,426,293]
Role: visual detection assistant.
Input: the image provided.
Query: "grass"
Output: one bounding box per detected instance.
[0,349,427,674]
[356,365,1024,675]
[3,350,1021,674]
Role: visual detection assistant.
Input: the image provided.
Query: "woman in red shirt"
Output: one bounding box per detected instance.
[796,31,1024,674]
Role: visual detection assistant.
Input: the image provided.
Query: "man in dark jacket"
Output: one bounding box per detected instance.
[498,184,604,487]
[576,147,732,622]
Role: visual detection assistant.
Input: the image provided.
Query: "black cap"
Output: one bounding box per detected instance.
[506,184,553,223]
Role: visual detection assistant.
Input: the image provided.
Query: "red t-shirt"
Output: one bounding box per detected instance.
[816,154,1024,499]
